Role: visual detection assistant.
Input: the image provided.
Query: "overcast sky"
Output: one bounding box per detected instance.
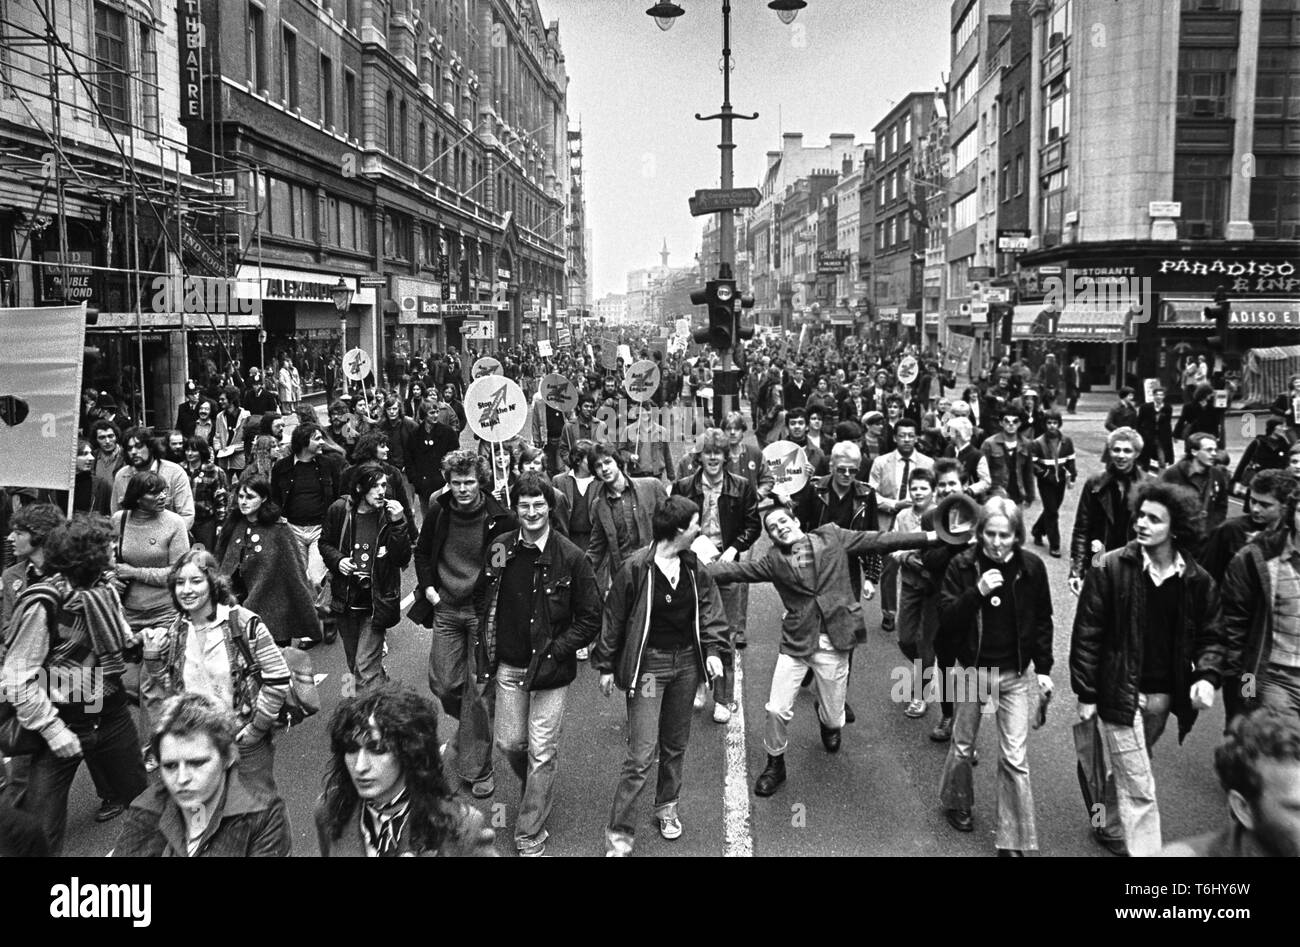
[542,0,951,299]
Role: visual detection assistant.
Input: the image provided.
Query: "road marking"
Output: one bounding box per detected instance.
[401,591,415,610]
[722,651,753,857]
[313,674,329,686]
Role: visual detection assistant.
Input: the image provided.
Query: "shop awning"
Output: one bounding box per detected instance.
[1241,344,1300,405]
[1012,302,1136,343]
[1160,297,1213,329]
[1229,299,1300,330]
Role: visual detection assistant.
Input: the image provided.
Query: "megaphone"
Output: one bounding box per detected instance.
[932,492,982,546]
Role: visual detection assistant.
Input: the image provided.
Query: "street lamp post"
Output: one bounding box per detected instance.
[331,275,355,394]
[647,0,806,421]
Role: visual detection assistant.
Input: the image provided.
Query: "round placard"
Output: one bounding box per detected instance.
[541,373,578,415]
[472,356,504,379]
[761,440,810,498]
[623,360,661,404]
[896,355,919,386]
[342,348,372,382]
[464,374,527,443]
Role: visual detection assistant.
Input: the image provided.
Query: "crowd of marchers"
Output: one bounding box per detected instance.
[1,333,1298,858]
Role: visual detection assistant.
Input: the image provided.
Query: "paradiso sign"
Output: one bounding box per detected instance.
[1153,257,1298,295]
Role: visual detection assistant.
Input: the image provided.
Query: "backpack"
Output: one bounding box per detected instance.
[228,606,321,727]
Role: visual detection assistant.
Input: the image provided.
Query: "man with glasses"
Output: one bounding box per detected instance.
[981,407,1036,507]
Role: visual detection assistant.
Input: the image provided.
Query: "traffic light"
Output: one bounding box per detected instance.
[736,293,755,341]
[691,278,738,349]
[1204,285,1230,347]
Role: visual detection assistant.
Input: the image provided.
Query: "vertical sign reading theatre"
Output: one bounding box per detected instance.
[179,0,204,122]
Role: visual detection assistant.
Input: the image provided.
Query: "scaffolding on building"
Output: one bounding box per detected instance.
[0,0,273,427]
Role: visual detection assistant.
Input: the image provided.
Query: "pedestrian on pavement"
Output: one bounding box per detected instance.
[1065,357,1083,414]
[315,683,497,857]
[112,692,291,857]
[1137,386,1175,472]
[2,515,148,855]
[1221,477,1300,721]
[411,449,516,800]
[586,443,667,589]
[671,429,760,723]
[1175,382,1225,447]
[141,548,290,796]
[270,422,341,647]
[174,380,207,439]
[277,357,302,414]
[476,474,601,857]
[1069,427,1154,596]
[710,499,937,797]
[1105,387,1140,433]
[215,476,320,647]
[1159,708,1300,857]
[594,495,727,855]
[1071,481,1226,857]
[1162,432,1231,543]
[320,464,412,690]
[937,497,1054,856]
[868,417,934,634]
[111,428,196,530]
[1232,417,1293,497]
[1028,409,1077,557]
[552,438,598,560]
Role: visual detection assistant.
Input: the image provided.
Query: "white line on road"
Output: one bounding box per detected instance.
[722,651,753,857]
[400,591,415,610]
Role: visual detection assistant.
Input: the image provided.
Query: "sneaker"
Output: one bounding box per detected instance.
[576,647,589,661]
[518,834,548,857]
[658,814,683,841]
[95,801,126,823]
[904,698,928,718]
[469,774,495,799]
[930,716,954,742]
[1049,549,1061,558]
[693,685,708,711]
[712,702,732,724]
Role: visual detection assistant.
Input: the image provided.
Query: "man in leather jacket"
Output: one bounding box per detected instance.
[1071,481,1226,856]
[473,474,600,857]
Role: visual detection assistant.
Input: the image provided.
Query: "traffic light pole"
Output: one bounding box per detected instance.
[696,0,756,423]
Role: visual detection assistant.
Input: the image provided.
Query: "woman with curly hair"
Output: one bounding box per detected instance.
[314,683,496,857]
[182,435,228,552]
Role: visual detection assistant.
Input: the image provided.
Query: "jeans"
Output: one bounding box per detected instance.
[939,667,1039,852]
[896,577,938,667]
[495,663,569,848]
[1097,692,1170,857]
[879,556,899,627]
[765,636,850,756]
[606,646,700,855]
[1033,478,1066,551]
[711,582,743,706]
[20,703,147,856]
[1258,663,1300,717]
[339,610,387,689]
[289,522,330,619]
[428,601,494,784]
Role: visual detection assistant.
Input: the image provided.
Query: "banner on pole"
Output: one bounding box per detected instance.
[0,305,86,491]
[942,329,976,376]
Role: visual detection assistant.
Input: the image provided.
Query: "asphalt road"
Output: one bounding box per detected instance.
[57,393,1235,857]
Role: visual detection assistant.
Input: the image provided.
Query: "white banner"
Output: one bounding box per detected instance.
[0,305,86,491]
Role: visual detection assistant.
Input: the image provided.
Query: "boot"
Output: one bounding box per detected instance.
[754,754,786,797]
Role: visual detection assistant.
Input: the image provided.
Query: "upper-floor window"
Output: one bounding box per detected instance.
[953,63,977,112]
[280,27,299,109]
[952,128,977,171]
[1044,77,1070,140]
[1048,0,1072,44]
[319,55,334,127]
[1177,48,1237,118]
[247,4,266,91]
[954,1,977,53]
[93,2,130,130]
